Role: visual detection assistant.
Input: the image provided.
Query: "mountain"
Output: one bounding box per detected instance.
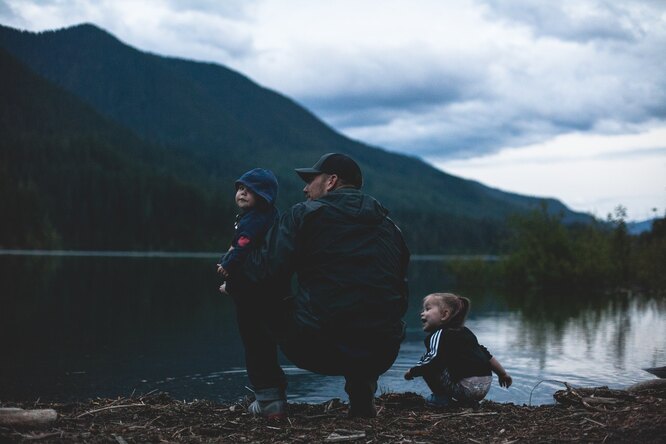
[0,23,593,252]
[627,218,656,236]
[0,46,234,249]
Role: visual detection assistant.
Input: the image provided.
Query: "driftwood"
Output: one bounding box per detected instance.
[627,378,666,392]
[553,384,639,412]
[0,407,58,428]
[643,366,666,378]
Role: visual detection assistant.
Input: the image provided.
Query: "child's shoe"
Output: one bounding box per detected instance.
[425,393,452,408]
[247,387,288,420]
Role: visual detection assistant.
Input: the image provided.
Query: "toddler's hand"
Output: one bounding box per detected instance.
[216,264,229,277]
[219,283,228,295]
[404,370,413,380]
[498,372,512,388]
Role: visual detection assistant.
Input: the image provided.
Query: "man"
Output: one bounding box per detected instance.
[235,153,410,418]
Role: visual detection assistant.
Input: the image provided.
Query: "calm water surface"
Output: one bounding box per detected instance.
[1,256,664,406]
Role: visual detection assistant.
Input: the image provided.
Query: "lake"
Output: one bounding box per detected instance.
[1,254,664,406]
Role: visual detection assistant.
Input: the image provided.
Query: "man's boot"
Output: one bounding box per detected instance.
[345,377,377,418]
[247,387,288,419]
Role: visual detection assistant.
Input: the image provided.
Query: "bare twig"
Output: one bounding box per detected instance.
[171,426,188,438]
[17,432,62,441]
[112,434,128,444]
[582,397,619,405]
[138,389,159,401]
[75,403,149,418]
[529,380,568,406]
[434,411,499,420]
[143,415,162,427]
[325,430,366,442]
[304,413,337,419]
[582,417,606,427]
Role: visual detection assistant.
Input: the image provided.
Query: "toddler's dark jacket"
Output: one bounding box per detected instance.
[409,326,492,382]
[220,169,278,291]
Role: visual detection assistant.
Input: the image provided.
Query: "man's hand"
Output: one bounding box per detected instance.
[216,263,229,278]
[404,369,414,380]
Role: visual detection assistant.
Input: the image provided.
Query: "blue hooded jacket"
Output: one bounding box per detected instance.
[220,168,279,277]
[235,168,278,206]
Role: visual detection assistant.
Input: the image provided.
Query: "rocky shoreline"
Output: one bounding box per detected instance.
[1,382,664,443]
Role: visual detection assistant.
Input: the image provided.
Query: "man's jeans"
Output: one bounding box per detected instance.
[232,293,400,401]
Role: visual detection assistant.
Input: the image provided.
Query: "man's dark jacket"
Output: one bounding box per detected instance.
[244,188,410,343]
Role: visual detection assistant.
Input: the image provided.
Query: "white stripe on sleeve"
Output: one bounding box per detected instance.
[416,329,441,366]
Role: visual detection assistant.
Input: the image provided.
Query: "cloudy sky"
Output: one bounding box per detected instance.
[2,0,665,221]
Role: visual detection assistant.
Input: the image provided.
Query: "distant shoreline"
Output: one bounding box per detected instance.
[0,249,220,258]
[0,249,499,261]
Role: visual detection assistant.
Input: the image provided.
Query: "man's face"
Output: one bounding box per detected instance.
[303,173,332,200]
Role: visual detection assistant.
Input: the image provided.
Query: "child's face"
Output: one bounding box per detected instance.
[420,295,451,332]
[235,184,257,210]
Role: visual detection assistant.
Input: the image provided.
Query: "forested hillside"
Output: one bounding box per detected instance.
[0,47,234,250]
[0,23,593,252]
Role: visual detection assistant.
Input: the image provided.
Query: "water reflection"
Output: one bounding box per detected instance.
[1,256,664,406]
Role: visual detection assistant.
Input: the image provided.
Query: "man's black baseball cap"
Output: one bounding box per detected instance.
[295,153,363,188]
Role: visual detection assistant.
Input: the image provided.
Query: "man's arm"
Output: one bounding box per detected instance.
[242,204,306,283]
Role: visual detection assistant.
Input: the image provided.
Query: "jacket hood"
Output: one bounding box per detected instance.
[235,168,278,205]
[319,188,387,224]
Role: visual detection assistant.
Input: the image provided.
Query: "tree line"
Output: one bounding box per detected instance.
[449,203,666,296]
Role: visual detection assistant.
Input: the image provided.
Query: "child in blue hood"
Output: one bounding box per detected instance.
[217,168,279,295]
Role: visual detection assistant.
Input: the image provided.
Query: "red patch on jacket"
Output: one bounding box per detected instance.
[237,236,251,247]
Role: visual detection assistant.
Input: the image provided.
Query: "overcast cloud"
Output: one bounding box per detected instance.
[1,0,664,219]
